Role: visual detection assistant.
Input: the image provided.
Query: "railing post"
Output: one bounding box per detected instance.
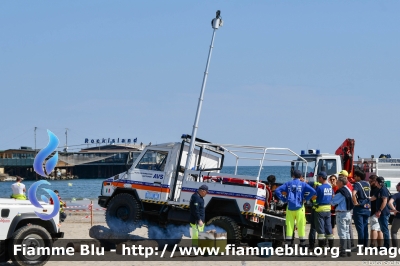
[90,200,93,227]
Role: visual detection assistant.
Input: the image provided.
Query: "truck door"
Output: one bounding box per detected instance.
[134,149,169,201]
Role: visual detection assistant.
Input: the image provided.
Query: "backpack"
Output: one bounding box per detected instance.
[338,186,354,211]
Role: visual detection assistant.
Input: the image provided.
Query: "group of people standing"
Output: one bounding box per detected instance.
[274,168,400,257]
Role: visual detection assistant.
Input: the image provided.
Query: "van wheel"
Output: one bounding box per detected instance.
[7,225,53,266]
[105,193,142,233]
[206,216,241,246]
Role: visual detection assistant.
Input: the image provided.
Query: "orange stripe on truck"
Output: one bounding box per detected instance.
[256,200,265,206]
[111,182,170,193]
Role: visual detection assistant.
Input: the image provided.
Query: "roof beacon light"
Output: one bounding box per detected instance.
[301,150,305,155]
[316,149,320,155]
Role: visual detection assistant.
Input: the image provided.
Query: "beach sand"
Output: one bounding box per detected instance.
[1,210,370,265]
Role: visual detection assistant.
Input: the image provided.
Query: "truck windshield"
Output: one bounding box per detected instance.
[295,160,316,178]
[136,150,168,171]
[317,159,337,176]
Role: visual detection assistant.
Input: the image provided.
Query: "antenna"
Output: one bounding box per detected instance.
[183,10,223,181]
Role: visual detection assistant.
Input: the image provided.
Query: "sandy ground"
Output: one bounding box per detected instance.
[1,210,384,266]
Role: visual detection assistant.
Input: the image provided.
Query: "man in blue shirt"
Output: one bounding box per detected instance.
[370,176,390,249]
[331,176,353,257]
[275,170,316,247]
[352,169,371,248]
[314,172,334,248]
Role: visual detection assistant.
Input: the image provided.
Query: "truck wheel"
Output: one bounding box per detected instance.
[105,193,142,233]
[7,225,53,266]
[206,216,241,246]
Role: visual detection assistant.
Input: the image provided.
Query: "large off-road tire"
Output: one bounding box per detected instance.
[7,225,53,266]
[206,216,241,246]
[105,193,142,234]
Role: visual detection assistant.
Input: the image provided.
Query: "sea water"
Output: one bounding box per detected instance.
[0,166,292,200]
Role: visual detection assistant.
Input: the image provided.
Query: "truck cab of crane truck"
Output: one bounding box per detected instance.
[293,149,343,185]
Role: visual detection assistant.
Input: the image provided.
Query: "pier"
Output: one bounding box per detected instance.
[0,144,144,180]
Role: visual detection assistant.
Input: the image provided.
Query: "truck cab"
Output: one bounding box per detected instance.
[292,149,342,184]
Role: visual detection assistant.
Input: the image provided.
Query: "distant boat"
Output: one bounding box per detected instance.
[0,174,17,182]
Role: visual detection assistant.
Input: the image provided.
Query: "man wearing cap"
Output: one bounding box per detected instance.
[11,176,26,200]
[388,181,400,247]
[338,170,354,191]
[189,184,208,247]
[352,169,371,249]
[275,169,316,247]
[314,172,334,247]
[370,176,390,249]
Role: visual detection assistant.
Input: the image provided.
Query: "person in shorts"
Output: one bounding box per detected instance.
[370,176,390,249]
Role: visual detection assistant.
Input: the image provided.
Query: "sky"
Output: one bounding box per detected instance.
[1,1,399,165]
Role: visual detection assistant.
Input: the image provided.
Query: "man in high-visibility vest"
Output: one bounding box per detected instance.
[314,171,334,247]
[308,180,322,249]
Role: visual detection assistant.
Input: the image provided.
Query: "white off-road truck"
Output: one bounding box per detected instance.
[0,198,64,266]
[98,134,309,247]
